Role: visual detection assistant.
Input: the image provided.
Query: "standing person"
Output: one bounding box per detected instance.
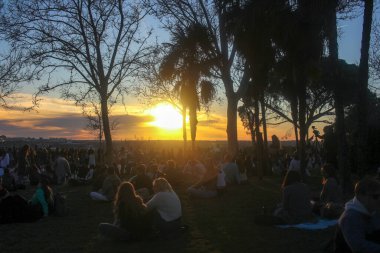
[88,148,96,169]
[54,152,71,185]
[146,178,182,236]
[17,144,31,186]
[98,182,150,241]
[90,167,121,201]
[334,178,380,253]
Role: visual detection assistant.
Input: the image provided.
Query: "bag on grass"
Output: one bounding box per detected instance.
[53,193,68,217]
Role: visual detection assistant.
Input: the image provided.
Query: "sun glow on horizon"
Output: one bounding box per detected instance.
[148,104,183,130]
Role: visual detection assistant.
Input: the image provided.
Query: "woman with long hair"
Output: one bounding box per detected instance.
[98,182,149,241]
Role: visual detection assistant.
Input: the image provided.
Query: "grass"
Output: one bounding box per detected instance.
[0,175,336,253]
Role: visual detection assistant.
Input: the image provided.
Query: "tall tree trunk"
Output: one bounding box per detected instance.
[327,0,351,194]
[189,106,197,152]
[290,98,299,150]
[100,96,113,163]
[226,93,239,156]
[182,105,187,153]
[297,75,308,179]
[260,94,269,175]
[99,113,102,150]
[357,0,373,176]
[260,95,268,148]
[254,98,264,179]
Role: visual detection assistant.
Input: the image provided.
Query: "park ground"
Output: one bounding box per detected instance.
[0,174,336,253]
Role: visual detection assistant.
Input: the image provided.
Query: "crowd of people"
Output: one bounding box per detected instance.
[0,142,379,252]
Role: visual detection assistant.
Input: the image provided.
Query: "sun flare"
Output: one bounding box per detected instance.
[149,104,183,130]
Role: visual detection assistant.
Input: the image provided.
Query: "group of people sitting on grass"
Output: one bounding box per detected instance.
[254,162,380,253]
[1,143,380,252]
[0,176,55,223]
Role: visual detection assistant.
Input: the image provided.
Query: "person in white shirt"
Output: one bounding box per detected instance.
[146,177,182,235]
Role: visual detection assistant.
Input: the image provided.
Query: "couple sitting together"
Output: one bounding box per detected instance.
[98,177,183,241]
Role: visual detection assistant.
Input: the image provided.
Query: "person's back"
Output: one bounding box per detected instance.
[102,174,121,200]
[147,191,181,222]
[222,162,240,185]
[55,155,70,184]
[116,200,149,240]
[282,182,313,223]
[321,177,343,204]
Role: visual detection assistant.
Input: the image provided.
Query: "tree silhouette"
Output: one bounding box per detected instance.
[0,0,152,161]
[357,0,374,175]
[159,23,217,151]
[151,0,251,155]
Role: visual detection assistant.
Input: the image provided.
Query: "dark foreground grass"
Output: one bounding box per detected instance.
[0,176,335,253]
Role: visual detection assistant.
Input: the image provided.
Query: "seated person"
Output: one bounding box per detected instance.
[221,153,240,185]
[164,160,182,189]
[129,164,153,201]
[2,168,16,191]
[255,170,315,225]
[187,163,226,198]
[334,178,380,253]
[318,163,344,218]
[98,182,150,241]
[90,167,121,202]
[146,178,182,236]
[183,158,207,182]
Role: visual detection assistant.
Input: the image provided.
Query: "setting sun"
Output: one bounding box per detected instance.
[149,104,183,130]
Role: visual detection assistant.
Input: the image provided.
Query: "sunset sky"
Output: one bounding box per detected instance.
[0,12,374,141]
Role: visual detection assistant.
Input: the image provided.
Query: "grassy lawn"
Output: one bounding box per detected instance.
[0,175,335,253]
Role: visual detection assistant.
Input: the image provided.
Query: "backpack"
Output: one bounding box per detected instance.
[53,193,68,217]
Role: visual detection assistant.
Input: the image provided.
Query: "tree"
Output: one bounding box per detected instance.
[0,48,34,109]
[271,0,326,176]
[159,23,217,151]
[82,98,119,148]
[357,0,374,175]
[149,0,251,155]
[1,0,152,161]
